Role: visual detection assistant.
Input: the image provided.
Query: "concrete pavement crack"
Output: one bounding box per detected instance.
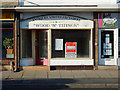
[21,71,24,79]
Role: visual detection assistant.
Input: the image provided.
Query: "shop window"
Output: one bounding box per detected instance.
[1,22,14,59]
[22,30,32,58]
[52,30,91,58]
[118,29,120,57]
[0,22,13,28]
[101,31,114,58]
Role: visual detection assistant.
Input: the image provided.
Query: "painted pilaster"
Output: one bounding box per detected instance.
[48,29,51,66]
[14,12,20,71]
[94,12,98,70]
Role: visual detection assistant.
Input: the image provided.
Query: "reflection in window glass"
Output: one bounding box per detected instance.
[22,30,32,58]
[52,30,91,58]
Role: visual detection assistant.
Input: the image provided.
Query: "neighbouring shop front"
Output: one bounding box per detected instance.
[0,12,15,65]
[98,13,119,66]
[20,13,94,69]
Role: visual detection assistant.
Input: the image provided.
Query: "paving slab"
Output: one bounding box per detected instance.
[83,70,100,78]
[35,76,47,79]
[59,71,74,78]
[2,71,11,79]
[35,71,47,75]
[23,71,36,76]
[106,71,118,78]
[9,71,23,79]
[22,75,36,79]
[48,72,61,78]
[72,71,87,78]
[95,70,113,78]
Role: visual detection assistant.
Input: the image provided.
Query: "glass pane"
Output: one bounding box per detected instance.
[38,32,48,59]
[0,22,13,28]
[2,29,14,58]
[118,29,120,57]
[52,30,91,58]
[101,31,114,58]
[22,30,32,58]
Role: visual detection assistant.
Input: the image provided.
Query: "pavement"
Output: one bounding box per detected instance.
[1,70,120,89]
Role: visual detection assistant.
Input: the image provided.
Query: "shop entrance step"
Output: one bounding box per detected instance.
[98,66,118,70]
[20,66,50,71]
[1,65,10,71]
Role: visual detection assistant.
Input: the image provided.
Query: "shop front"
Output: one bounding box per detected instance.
[0,12,15,65]
[20,13,94,69]
[98,13,119,65]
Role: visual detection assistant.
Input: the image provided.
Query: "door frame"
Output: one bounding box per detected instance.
[98,28,118,65]
[35,30,49,65]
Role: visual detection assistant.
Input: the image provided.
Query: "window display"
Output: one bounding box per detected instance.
[101,31,114,58]
[52,30,91,58]
[2,22,14,59]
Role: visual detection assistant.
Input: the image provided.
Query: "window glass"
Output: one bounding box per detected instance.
[1,21,14,59]
[38,32,48,59]
[118,29,120,57]
[22,30,32,58]
[0,22,13,28]
[101,31,114,58]
[2,29,14,58]
[52,30,91,58]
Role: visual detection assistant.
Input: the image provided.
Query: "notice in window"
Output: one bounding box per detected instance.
[55,39,63,50]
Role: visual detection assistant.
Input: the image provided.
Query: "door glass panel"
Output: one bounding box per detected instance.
[101,31,114,58]
[38,32,48,59]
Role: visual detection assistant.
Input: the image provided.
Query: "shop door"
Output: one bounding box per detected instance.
[36,30,49,65]
[98,29,118,65]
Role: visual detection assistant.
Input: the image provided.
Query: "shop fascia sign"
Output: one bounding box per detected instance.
[98,13,118,28]
[0,13,14,21]
[25,15,93,29]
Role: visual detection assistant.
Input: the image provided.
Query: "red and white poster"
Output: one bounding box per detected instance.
[65,42,77,58]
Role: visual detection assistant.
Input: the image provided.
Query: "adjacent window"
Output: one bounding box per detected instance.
[118,29,120,57]
[21,30,32,58]
[101,31,114,58]
[52,30,91,58]
[1,22,14,59]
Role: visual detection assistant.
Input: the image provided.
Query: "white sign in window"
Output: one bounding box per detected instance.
[67,46,75,50]
[55,39,63,50]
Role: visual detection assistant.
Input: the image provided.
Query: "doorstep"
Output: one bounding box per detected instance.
[20,65,50,71]
[1,65,10,71]
[98,66,118,70]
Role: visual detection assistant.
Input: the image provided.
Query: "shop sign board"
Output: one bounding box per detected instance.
[1,0,18,6]
[65,42,77,58]
[29,20,93,29]
[0,13,14,20]
[21,15,93,29]
[98,13,119,28]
